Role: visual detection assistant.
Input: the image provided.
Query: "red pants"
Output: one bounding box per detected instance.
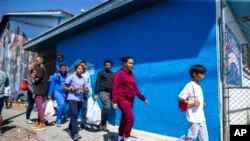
[35,95,45,124]
[118,100,134,138]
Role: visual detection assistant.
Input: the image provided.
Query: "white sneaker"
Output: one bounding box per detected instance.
[26,119,34,124]
[118,136,124,141]
[124,137,130,141]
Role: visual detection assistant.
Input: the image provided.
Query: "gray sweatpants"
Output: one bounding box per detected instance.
[99,91,111,126]
[179,121,208,141]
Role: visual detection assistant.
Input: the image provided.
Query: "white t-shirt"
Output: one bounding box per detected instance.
[81,71,92,95]
[4,86,11,96]
[178,81,206,123]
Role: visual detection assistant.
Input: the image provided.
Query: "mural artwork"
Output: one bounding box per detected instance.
[225,26,242,86]
[0,22,36,94]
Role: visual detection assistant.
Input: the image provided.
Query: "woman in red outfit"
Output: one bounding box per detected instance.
[112,57,149,141]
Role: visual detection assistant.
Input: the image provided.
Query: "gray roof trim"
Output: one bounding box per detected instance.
[0,10,75,37]
[23,0,165,52]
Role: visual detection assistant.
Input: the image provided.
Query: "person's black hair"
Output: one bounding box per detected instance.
[189,64,206,78]
[104,59,113,66]
[79,60,87,65]
[75,64,83,70]
[57,54,64,59]
[59,64,67,68]
[36,55,43,61]
[120,56,133,64]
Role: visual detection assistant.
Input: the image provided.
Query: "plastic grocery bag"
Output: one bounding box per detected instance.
[45,100,55,117]
[86,97,101,125]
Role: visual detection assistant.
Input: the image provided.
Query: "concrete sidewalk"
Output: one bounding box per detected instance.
[2,108,178,141]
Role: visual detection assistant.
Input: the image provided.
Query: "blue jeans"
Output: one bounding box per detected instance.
[54,92,66,123]
[26,91,35,119]
[77,95,88,124]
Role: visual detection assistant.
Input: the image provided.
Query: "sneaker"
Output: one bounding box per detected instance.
[72,133,81,141]
[56,123,62,127]
[31,122,39,129]
[118,136,124,141]
[33,123,46,131]
[80,123,89,130]
[26,119,35,124]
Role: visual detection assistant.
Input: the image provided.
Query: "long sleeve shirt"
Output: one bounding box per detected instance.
[112,68,146,104]
[48,72,67,97]
[95,69,114,94]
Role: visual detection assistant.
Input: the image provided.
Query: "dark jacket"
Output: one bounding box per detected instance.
[95,69,114,94]
[33,65,49,95]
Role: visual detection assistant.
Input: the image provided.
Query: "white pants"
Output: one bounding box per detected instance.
[179,121,208,141]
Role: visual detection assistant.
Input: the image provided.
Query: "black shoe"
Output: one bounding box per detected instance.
[72,133,81,141]
[80,123,89,130]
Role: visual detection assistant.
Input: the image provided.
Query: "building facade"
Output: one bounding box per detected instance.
[23,0,250,140]
[0,10,74,95]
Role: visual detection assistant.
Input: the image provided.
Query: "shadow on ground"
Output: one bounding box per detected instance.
[103,132,118,141]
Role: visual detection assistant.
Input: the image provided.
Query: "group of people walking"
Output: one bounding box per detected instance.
[23,54,149,141]
[0,53,209,141]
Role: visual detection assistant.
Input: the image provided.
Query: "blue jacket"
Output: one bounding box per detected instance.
[48,72,67,97]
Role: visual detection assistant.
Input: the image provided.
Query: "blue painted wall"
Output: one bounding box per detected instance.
[58,0,219,140]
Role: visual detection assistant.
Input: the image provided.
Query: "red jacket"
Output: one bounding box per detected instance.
[112,68,146,104]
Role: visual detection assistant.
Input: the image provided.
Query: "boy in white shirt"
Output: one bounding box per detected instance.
[178,64,208,141]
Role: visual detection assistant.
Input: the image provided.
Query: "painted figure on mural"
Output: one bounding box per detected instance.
[0,22,35,95]
[20,32,29,80]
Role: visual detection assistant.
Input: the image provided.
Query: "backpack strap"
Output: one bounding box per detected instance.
[56,73,61,84]
[192,84,196,100]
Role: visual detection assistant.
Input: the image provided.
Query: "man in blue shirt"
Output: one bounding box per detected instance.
[56,54,67,73]
[48,64,68,127]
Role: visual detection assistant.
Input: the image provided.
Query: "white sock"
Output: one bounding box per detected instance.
[118,136,123,141]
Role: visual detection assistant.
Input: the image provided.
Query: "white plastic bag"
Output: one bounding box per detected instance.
[45,100,55,117]
[86,97,101,125]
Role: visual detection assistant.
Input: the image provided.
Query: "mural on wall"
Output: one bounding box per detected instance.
[0,22,36,94]
[225,26,242,86]
[67,59,95,75]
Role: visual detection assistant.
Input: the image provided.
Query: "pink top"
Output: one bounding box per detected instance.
[112,68,146,104]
